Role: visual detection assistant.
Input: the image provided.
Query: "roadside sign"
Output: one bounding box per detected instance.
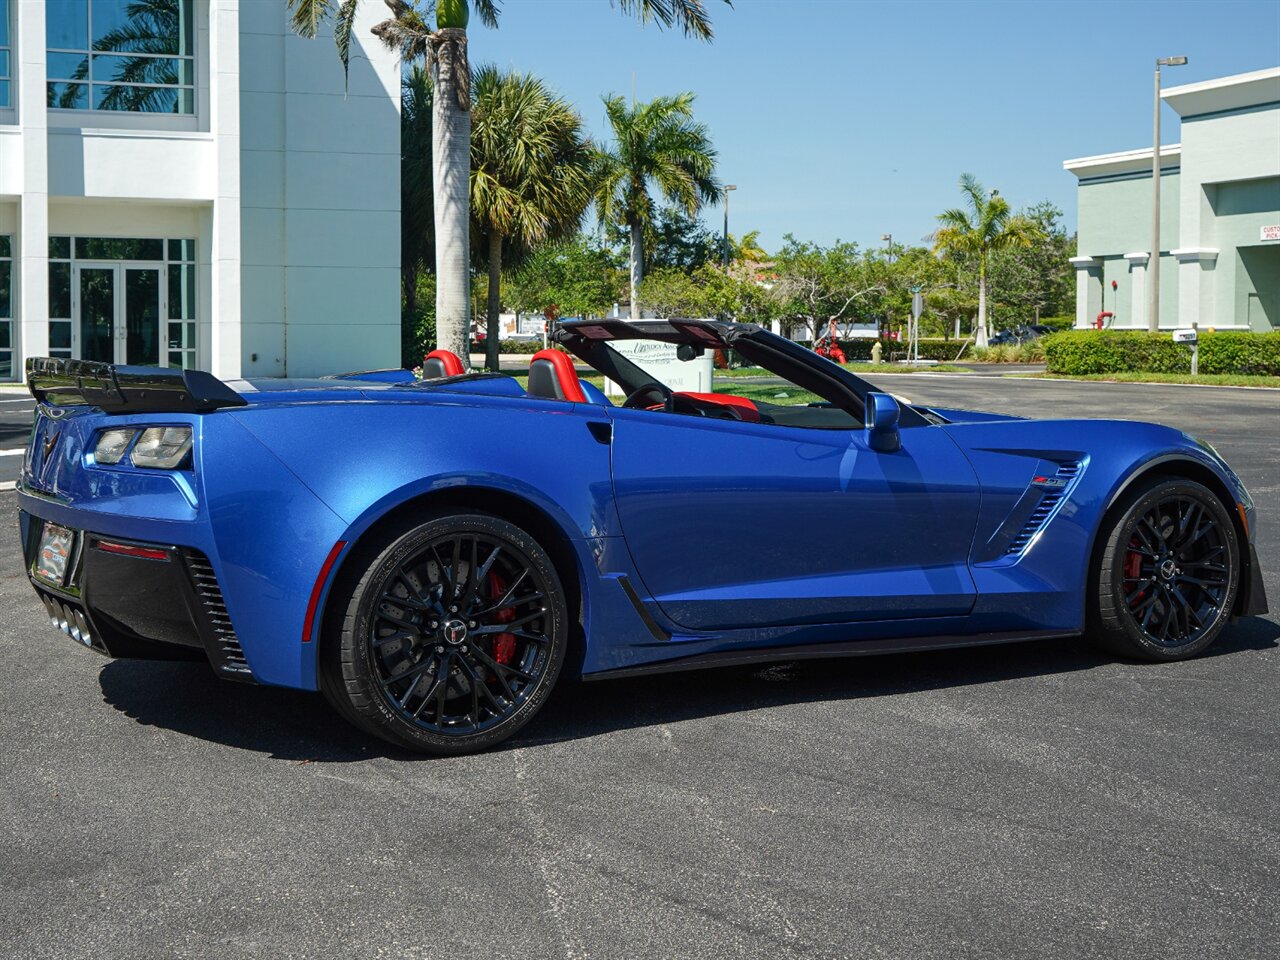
[1172,328,1198,343]
[1262,225,1280,242]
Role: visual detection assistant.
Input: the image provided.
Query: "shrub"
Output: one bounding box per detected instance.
[469,338,544,355]
[1199,331,1280,376]
[971,341,1048,363]
[835,339,968,363]
[401,305,437,369]
[1043,330,1280,376]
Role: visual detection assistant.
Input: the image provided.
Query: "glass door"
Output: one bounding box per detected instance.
[77,266,116,363]
[123,266,161,365]
[74,264,163,365]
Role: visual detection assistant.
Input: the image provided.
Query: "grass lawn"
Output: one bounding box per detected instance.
[1013,372,1280,388]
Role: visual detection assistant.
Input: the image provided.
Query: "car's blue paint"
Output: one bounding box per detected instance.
[17,369,1260,690]
[605,405,981,628]
[578,380,612,405]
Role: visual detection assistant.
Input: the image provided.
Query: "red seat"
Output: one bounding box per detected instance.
[422,349,465,379]
[527,349,586,402]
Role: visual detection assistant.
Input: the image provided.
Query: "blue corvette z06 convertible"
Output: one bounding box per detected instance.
[17,319,1268,754]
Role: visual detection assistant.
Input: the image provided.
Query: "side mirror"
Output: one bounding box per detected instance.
[676,344,705,361]
[864,392,901,452]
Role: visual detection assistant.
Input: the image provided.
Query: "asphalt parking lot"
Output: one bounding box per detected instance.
[1,376,1278,960]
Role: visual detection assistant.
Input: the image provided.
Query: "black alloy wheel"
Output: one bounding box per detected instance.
[321,512,568,754]
[1090,478,1240,661]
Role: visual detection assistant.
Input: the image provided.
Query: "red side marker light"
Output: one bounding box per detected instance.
[302,541,347,643]
[94,540,170,561]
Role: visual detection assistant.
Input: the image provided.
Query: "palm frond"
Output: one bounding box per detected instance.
[615,0,730,41]
[334,0,361,79]
[472,0,502,28]
[288,0,336,39]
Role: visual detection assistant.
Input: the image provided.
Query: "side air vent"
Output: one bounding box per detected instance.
[1005,460,1082,556]
[182,549,253,679]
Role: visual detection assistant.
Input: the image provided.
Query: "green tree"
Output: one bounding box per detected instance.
[770,237,883,343]
[505,234,623,320]
[932,173,1040,347]
[470,67,595,369]
[986,201,1076,326]
[593,93,720,318]
[288,0,729,362]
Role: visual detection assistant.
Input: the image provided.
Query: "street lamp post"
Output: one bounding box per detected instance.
[1150,56,1187,332]
[722,184,737,269]
[881,233,894,264]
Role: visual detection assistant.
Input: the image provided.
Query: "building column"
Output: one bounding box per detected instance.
[1069,256,1101,328]
[1124,252,1149,329]
[208,0,241,379]
[16,0,49,367]
[1172,248,1218,330]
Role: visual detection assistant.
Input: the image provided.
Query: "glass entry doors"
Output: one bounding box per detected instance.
[75,263,162,365]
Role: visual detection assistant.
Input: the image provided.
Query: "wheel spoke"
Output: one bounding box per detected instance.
[472,610,545,635]
[474,569,530,617]
[467,644,519,700]
[373,629,416,648]
[377,610,419,633]
[459,544,502,613]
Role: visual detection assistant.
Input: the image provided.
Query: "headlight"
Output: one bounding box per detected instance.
[94,428,136,465]
[130,427,192,469]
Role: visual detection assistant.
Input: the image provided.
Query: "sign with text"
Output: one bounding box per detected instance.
[1262,225,1280,242]
[604,338,715,397]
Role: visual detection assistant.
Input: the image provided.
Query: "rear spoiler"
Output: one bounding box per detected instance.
[26,357,247,414]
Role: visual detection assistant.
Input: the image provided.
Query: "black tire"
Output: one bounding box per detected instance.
[1088,478,1239,661]
[320,512,568,754]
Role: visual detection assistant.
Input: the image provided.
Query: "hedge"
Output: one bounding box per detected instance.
[835,339,968,363]
[1043,330,1280,376]
[468,339,544,355]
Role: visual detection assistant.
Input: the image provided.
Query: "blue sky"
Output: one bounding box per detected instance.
[464,0,1280,252]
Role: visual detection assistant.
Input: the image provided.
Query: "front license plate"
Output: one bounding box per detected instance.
[35,523,76,587]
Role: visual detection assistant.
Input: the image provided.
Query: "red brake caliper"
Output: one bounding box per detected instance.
[486,570,517,666]
[1124,539,1144,607]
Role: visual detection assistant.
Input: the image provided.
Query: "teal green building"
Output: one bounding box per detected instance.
[1065,68,1279,331]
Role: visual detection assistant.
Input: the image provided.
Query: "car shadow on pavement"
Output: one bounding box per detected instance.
[97,617,1279,762]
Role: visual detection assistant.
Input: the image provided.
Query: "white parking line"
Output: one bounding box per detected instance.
[0,481,16,492]
[0,449,26,457]
[0,398,34,404]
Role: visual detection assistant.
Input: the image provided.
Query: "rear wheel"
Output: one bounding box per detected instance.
[321,512,568,754]
[1089,478,1239,661]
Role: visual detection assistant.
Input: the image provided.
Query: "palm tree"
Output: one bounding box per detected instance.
[470,67,595,370]
[932,173,1039,347]
[593,93,720,318]
[287,1,728,362]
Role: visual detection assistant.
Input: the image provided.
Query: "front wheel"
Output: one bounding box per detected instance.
[1088,478,1240,661]
[321,512,568,754]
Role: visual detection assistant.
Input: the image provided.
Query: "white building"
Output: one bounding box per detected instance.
[1063,67,1280,331]
[0,0,401,382]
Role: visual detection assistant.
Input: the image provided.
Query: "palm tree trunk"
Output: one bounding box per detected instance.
[976,259,989,348]
[629,220,644,319]
[432,27,471,366]
[486,232,502,372]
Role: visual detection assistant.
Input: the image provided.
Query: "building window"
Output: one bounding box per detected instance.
[0,236,12,380]
[0,0,11,108]
[49,235,197,368]
[46,0,195,114]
